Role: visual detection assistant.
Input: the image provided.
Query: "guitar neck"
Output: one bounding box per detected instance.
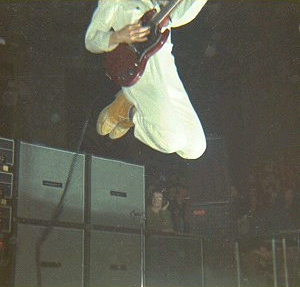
[152,0,182,25]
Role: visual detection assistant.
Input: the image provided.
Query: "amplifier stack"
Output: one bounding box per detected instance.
[0,139,145,286]
[0,137,15,286]
[1,138,207,286]
[0,137,14,234]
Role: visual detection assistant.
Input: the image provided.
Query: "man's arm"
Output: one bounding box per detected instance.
[169,0,208,28]
[85,0,119,53]
[85,0,150,54]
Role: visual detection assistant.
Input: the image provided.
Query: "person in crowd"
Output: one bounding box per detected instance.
[169,182,190,233]
[146,187,174,234]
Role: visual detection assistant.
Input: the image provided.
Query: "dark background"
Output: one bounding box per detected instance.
[0,0,299,191]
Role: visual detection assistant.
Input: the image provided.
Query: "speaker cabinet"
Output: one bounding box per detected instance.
[146,234,203,286]
[14,224,84,286]
[91,156,145,229]
[17,142,85,223]
[190,202,231,237]
[90,230,141,286]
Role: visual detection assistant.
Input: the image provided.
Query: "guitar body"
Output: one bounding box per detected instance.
[105,9,170,87]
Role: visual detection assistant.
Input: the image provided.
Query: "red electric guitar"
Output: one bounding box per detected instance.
[105,0,182,87]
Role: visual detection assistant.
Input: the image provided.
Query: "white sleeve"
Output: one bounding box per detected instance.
[85,0,120,54]
[170,0,208,28]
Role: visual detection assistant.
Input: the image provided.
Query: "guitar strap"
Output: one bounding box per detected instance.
[150,0,160,10]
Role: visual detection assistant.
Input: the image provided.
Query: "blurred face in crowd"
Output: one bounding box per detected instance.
[152,192,163,209]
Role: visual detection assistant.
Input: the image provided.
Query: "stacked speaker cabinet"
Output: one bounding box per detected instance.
[190,202,231,237]
[17,142,85,223]
[90,156,145,229]
[90,156,145,286]
[15,142,85,286]
[0,137,15,287]
[146,234,203,286]
[13,141,145,286]
[14,224,84,286]
[186,137,231,239]
[90,231,142,286]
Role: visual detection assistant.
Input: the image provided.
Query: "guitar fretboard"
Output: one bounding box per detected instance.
[151,0,182,25]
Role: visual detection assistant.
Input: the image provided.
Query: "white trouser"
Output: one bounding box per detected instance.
[122,40,206,160]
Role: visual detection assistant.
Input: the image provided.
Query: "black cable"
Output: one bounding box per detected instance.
[35,116,90,287]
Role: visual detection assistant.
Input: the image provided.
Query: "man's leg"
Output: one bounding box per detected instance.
[130,98,206,159]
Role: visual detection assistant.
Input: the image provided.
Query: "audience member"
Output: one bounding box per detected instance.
[169,182,191,233]
[146,187,174,234]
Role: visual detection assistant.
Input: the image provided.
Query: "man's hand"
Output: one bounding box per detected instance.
[110,23,150,45]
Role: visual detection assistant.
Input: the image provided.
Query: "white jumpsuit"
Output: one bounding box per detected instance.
[85,0,207,159]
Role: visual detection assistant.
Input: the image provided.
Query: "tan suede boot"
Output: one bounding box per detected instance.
[96,91,133,136]
[109,120,134,139]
